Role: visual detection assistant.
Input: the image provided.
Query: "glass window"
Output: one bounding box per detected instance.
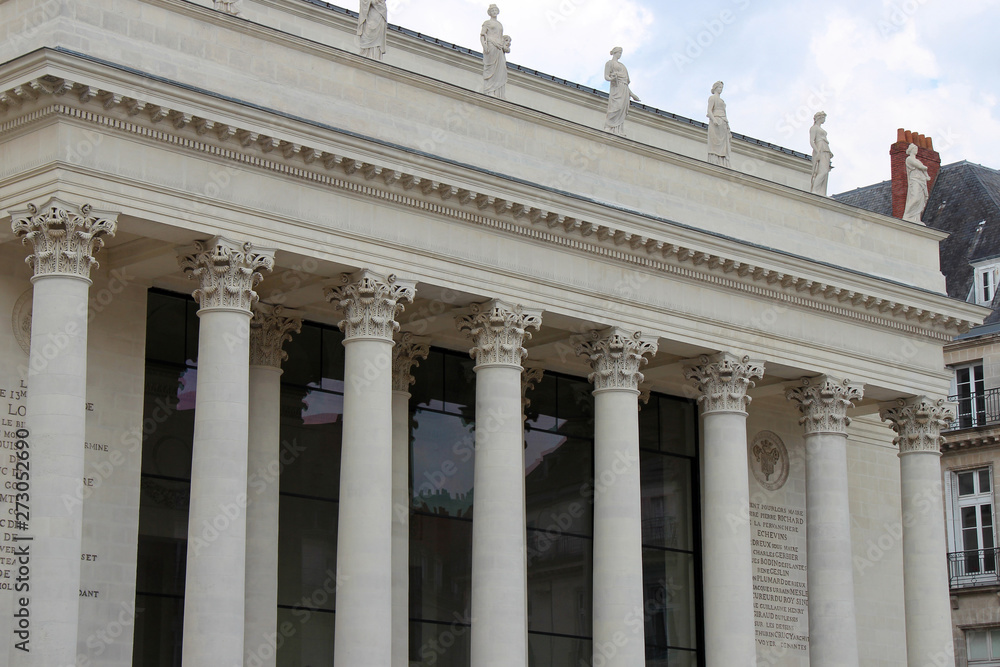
[949,466,998,585]
[411,410,475,518]
[527,531,593,637]
[277,496,338,611]
[643,548,698,651]
[641,453,695,551]
[967,628,1000,663]
[525,434,593,536]
[410,513,473,624]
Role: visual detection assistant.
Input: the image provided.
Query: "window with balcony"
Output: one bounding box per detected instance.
[947,467,998,588]
[967,628,1000,665]
[951,363,987,429]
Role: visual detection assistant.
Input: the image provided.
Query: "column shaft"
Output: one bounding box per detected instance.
[804,432,860,665]
[391,388,410,667]
[244,365,283,666]
[335,337,395,666]
[701,410,757,666]
[183,308,253,665]
[470,364,527,667]
[900,451,953,665]
[593,388,645,665]
[25,275,90,667]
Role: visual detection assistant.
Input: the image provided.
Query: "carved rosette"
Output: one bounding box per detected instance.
[684,352,765,415]
[325,269,416,341]
[177,237,275,313]
[9,197,118,280]
[577,327,658,392]
[392,332,430,393]
[249,302,302,368]
[457,299,542,368]
[786,375,864,435]
[879,396,956,455]
[521,366,545,418]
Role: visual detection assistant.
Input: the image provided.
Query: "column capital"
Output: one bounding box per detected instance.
[786,375,864,435]
[457,299,542,369]
[177,236,275,313]
[683,352,764,415]
[325,269,416,341]
[577,326,658,392]
[10,197,118,280]
[249,302,302,369]
[879,396,956,455]
[392,332,430,393]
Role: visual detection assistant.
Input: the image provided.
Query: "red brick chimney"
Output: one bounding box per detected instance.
[890,128,941,219]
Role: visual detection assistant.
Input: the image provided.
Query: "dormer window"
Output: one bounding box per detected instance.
[974,263,1000,306]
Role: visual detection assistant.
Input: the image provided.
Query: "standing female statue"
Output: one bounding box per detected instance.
[481,4,511,99]
[706,81,732,168]
[809,111,833,196]
[603,47,640,136]
[902,143,930,223]
[357,0,388,61]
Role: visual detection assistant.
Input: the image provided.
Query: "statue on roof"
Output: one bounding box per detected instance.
[902,143,930,223]
[706,81,732,168]
[809,111,833,196]
[604,47,640,137]
[358,0,388,61]
[481,4,511,99]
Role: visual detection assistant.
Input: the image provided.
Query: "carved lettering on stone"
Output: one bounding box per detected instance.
[879,396,955,454]
[249,302,302,369]
[786,375,864,435]
[325,269,416,341]
[683,352,764,414]
[177,236,275,313]
[392,332,430,392]
[577,327,657,392]
[457,299,541,368]
[9,197,118,279]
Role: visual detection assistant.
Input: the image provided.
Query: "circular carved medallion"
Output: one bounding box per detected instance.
[11,288,32,356]
[749,430,789,491]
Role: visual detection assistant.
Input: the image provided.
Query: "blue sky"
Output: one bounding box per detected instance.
[387,0,1000,193]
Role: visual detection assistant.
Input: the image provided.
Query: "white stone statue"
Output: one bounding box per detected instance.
[214,0,239,15]
[604,47,640,136]
[481,4,511,99]
[809,111,833,196]
[902,143,930,223]
[706,81,732,168]
[358,0,388,61]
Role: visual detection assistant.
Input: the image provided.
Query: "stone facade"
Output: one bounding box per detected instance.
[0,1,986,666]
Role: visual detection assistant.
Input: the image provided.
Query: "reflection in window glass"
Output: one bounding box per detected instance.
[410,513,473,624]
[643,549,698,650]
[411,410,475,517]
[276,607,335,667]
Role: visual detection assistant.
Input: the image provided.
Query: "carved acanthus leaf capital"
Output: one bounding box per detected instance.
[786,375,864,435]
[9,197,118,280]
[879,396,955,455]
[521,366,545,419]
[177,237,275,313]
[249,302,302,368]
[577,327,658,392]
[392,332,430,392]
[457,299,542,368]
[684,352,765,414]
[325,269,416,341]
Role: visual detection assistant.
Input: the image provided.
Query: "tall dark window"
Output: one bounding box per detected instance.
[133,291,703,667]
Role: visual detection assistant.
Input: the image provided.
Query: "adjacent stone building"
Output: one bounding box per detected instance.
[0,2,984,667]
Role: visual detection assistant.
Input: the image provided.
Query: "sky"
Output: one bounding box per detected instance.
[385,0,1000,194]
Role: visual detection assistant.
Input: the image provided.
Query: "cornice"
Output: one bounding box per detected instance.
[942,424,1000,453]
[0,66,982,341]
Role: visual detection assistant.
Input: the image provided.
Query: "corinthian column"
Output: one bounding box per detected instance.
[683,352,764,667]
[9,198,117,667]
[390,332,428,667]
[326,269,416,667]
[880,397,956,667]
[177,237,275,667]
[578,327,658,667]
[458,299,542,667]
[244,303,300,667]
[787,376,864,667]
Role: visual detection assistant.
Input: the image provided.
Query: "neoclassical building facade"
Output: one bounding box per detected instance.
[0,1,986,666]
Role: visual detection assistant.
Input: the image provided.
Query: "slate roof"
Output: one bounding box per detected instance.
[834,161,1000,322]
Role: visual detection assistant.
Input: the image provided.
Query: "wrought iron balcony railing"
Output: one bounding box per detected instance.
[946,387,1000,430]
[949,548,1000,588]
